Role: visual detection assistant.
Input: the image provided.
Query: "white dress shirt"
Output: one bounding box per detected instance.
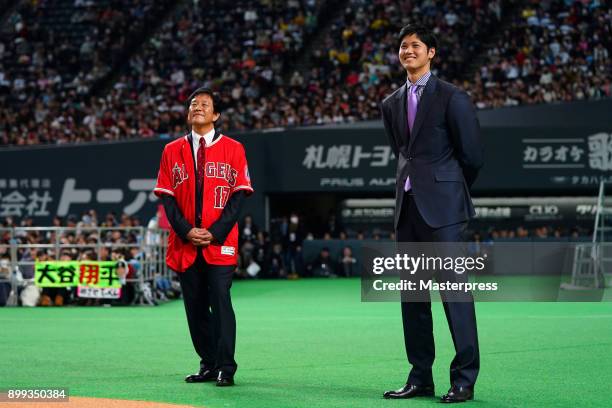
[192,128,215,169]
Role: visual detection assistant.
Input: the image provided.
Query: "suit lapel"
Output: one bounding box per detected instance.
[395,84,409,148]
[407,75,437,152]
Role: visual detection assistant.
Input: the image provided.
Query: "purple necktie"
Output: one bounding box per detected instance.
[405,84,418,192]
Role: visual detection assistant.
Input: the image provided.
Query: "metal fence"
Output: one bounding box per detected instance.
[567,182,612,289]
[0,226,170,306]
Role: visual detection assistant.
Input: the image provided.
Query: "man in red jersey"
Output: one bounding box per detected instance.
[154,88,253,387]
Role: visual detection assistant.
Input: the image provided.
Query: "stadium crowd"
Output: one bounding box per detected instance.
[0,0,321,145]
[0,0,174,146]
[275,0,506,126]
[1,0,609,147]
[465,0,611,108]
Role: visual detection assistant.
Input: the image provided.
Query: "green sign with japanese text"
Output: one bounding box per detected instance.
[35,261,121,288]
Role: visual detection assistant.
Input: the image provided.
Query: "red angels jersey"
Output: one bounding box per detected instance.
[154,133,253,271]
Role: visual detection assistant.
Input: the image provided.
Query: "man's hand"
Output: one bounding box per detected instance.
[187,228,213,247]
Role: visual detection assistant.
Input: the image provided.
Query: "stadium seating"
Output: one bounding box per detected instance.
[0,0,175,145]
[464,0,611,108]
[274,0,507,125]
[0,0,610,146]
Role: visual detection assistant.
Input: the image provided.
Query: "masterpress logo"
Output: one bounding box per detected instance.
[371,279,499,293]
[372,253,487,275]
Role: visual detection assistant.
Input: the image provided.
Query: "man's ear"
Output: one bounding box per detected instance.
[428,47,436,61]
[212,112,221,122]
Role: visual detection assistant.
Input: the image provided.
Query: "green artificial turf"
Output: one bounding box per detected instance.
[1,278,611,408]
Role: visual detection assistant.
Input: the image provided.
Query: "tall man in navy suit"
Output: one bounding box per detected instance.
[380,24,484,403]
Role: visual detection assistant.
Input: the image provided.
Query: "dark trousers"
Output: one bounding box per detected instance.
[397,194,480,387]
[178,252,237,375]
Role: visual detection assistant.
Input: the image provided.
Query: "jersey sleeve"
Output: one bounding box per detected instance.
[154,146,175,197]
[231,144,254,195]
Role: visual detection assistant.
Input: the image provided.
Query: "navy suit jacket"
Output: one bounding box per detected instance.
[380,75,484,230]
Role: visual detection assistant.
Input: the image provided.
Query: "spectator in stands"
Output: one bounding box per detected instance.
[338,246,357,277]
[237,235,258,279]
[239,215,258,243]
[113,248,136,305]
[264,242,286,278]
[308,247,336,277]
[0,253,11,306]
[281,212,303,273]
[252,231,270,272]
[18,248,35,281]
[39,251,72,306]
[155,271,180,300]
[288,244,306,279]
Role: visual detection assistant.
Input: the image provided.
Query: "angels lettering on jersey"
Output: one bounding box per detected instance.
[172,163,189,188]
[205,162,237,187]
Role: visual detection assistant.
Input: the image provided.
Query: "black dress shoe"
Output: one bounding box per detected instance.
[184,367,217,383]
[440,386,474,403]
[216,372,235,387]
[383,383,435,399]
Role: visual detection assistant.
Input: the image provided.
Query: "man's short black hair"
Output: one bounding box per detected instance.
[398,24,438,50]
[187,87,222,114]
